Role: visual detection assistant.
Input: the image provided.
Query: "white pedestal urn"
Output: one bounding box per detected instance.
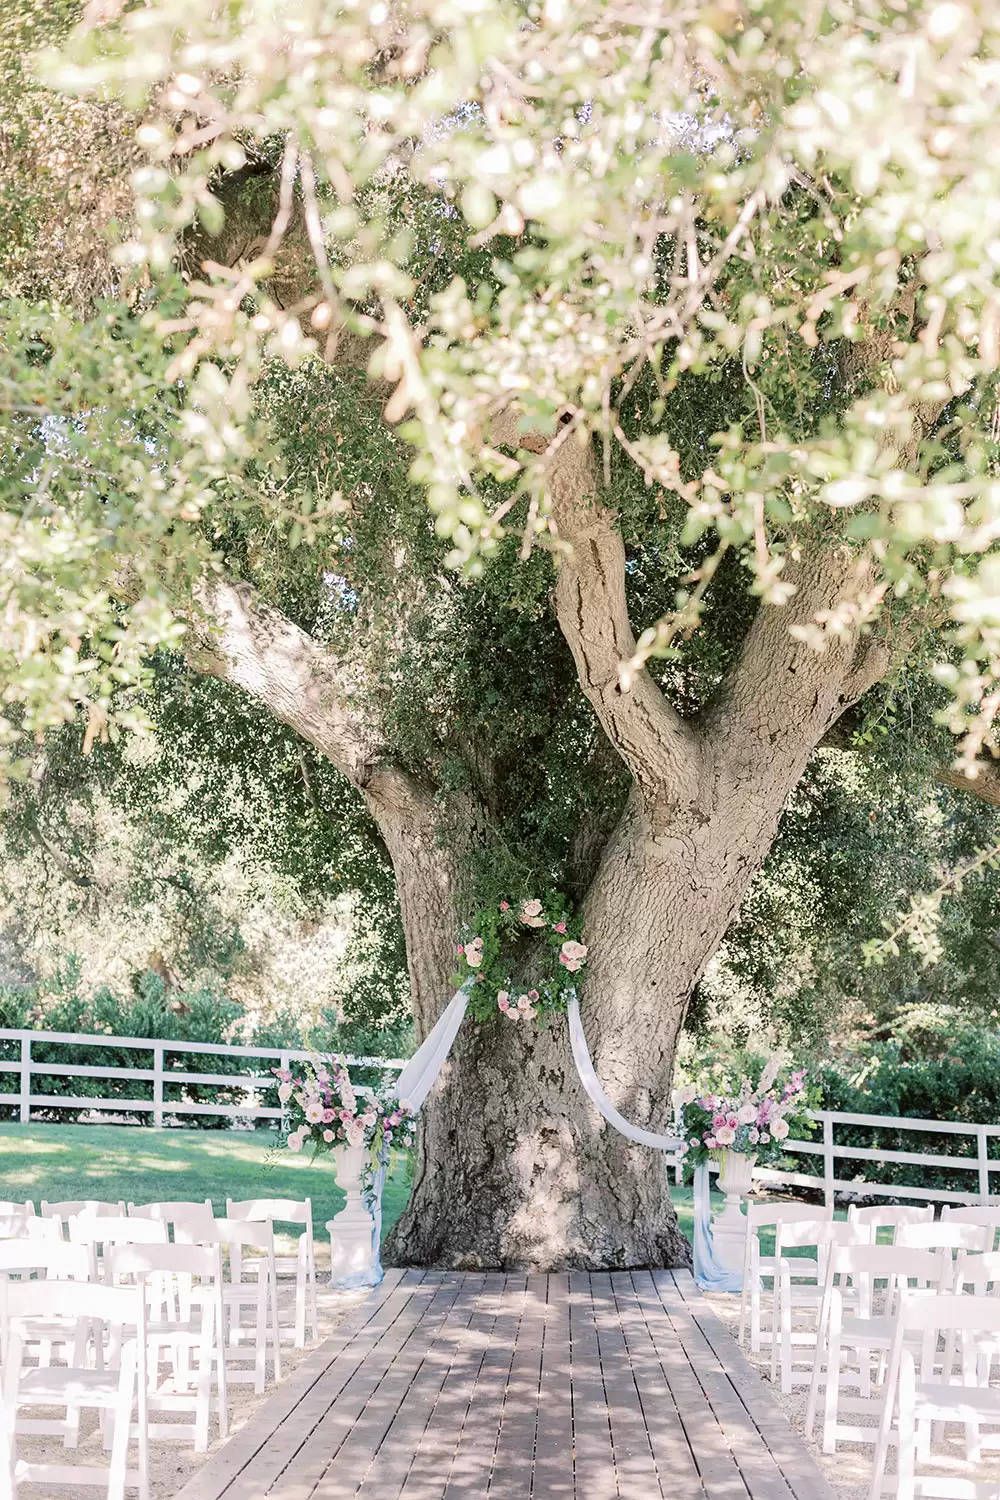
[711,1149,756,1283]
[326,1142,381,1290]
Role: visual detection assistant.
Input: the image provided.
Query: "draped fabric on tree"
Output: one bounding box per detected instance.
[374,986,709,1272]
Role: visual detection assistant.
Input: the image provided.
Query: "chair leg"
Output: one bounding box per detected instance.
[308,1244,319,1342]
[108,1348,135,1500]
[822,1332,842,1455]
[254,1286,267,1394]
[269,1266,282,1383]
[294,1247,306,1350]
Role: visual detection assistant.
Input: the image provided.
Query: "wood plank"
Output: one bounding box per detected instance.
[353,1275,485,1498]
[608,1271,703,1497]
[399,1272,507,1500]
[487,1271,546,1497]
[172,1268,413,1500]
[630,1271,750,1500]
[531,1275,574,1500]
[441,1275,527,1500]
[652,1272,794,1500]
[668,1271,839,1500]
[567,1271,617,1500]
[589,1273,663,1496]
[281,1273,464,1500]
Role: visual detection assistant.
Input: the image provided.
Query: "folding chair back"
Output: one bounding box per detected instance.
[847,1204,933,1242]
[41,1198,126,1238]
[226,1197,311,1226]
[954,1247,1000,1294]
[942,1204,1000,1250]
[129,1199,215,1241]
[897,1220,992,1252]
[0,1240,90,1279]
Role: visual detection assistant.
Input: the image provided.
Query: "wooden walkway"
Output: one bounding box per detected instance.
[176,1268,838,1500]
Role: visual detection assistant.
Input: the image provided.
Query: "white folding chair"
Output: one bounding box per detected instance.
[226,1197,318,1346]
[942,1203,1000,1251]
[805,1242,949,1453]
[42,1200,127,1240]
[0,1279,150,1500]
[176,1217,281,1392]
[738,1202,832,1354]
[0,1239,92,1410]
[870,1292,1000,1500]
[847,1203,934,1243]
[771,1218,870,1393]
[109,1243,229,1453]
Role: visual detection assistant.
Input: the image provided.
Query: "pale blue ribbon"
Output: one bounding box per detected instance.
[692,1163,743,1293]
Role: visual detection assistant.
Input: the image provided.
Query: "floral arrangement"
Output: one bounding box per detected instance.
[673,1050,818,1169]
[453,890,588,1023]
[274,1055,416,1206]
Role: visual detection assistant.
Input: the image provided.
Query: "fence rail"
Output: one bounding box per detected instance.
[749,1110,1000,1207]
[0,1028,405,1128]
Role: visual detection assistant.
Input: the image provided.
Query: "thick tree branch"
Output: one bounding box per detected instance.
[187,575,387,789]
[491,414,706,812]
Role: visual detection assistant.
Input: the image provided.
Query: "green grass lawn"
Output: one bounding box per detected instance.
[0,1122,413,1248]
[0,1122,832,1255]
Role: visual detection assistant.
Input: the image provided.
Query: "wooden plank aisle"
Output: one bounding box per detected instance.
[399,1272,505,1499]
[532,1275,574,1500]
[668,1271,840,1500]
[440,1274,527,1499]
[608,1271,703,1496]
[652,1271,795,1500]
[176,1265,842,1500]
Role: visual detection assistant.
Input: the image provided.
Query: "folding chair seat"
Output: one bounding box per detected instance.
[805,1243,949,1454]
[109,1243,228,1453]
[0,1279,149,1500]
[771,1218,870,1393]
[226,1197,318,1346]
[870,1292,1000,1500]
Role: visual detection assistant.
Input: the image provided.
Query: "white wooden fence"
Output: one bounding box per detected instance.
[3,1029,998,1208]
[755,1110,1000,1208]
[0,1028,405,1127]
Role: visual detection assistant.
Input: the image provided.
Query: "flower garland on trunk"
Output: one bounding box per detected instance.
[452,891,587,1023]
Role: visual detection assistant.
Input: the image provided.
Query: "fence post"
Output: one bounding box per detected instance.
[977,1125,990,1204]
[822,1115,834,1209]
[19,1037,30,1124]
[153,1043,164,1129]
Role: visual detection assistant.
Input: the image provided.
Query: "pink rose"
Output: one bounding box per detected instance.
[558,939,588,972]
[715,1125,736,1146]
[498,995,511,1013]
[322,1129,335,1143]
[713,1113,727,1129]
[520,898,546,928]
[322,1108,336,1124]
[553,921,567,934]
[500,901,510,912]
[517,995,531,1011]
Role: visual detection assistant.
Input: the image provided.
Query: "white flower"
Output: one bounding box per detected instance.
[278,1082,292,1104]
[345,1120,366,1148]
[322,1129,335,1143]
[520,898,546,927]
[464,938,484,968]
[304,1097,325,1124]
[771,1117,789,1140]
[286,1130,305,1153]
[715,1125,736,1146]
[737,1103,757,1126]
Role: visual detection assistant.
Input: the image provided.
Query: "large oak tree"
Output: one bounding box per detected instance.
[5,0,1000,1266]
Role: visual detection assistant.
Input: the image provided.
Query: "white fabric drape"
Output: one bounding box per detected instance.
[391,984,471,1112]
[566,994,684,1152]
